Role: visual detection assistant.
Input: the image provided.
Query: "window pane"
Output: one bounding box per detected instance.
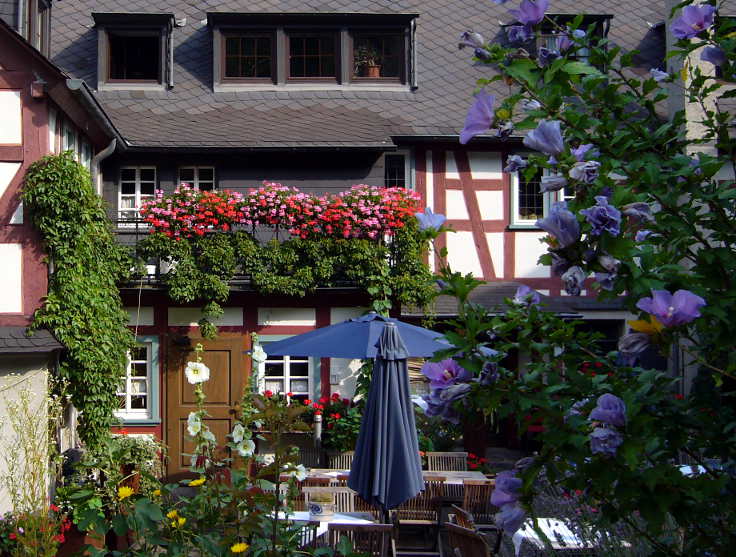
[121,168,136,182]
[179,168,195,182]
[226,36,272,78]
[225,57,239,77]
[140,182,155,196]
[290,362,309,377]
[256,57,271,77]
[109,34,160,81]
[131,345,147,360]
[354,34,403,78]
[385,154,405,187]
[120,198,136,209]
[265,362,284,377]
[225,37,240,56]
[120,183,135,195]
[140,168,156,182]
[291,37,304,55]
[132,362,148,377]
[118,395,127,409]
[131,379,147,394]
[130,395,147,409]
[290,35,335,77]
[265,380,284,392]
[198,168,214,181]
[257,37,271,56]
[290,379,309,393]
[518,172,544,220]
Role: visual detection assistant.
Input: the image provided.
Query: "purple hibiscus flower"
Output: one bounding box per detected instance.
[701,46,726,66]
[415,207,446,231]
[460,89,495,144]
[580,196,621,237]
[618,332,650,364]
[504,155,528,173]
[622,202,654,224]
[491,470,522,507]
[556,33,573,52]
[595,272,615,291]
[510,0,549,26]
[507,24,535,43]
[590,427,624,457]
[458,31,484,50]
[635,229,653,242]
[650,68,669,82]
[421,359,472,389]
[636,289,706,327]
[538,47,560,66]
[536,201,580,248]
[565,398,591,423]
[570,160,601,183]
[496,503,526,533]
[495,121,515,138]
[562,266,586,296]
[540,174,568,192]
[590,393,627,427]
[571,143,597,161]
[671,4,716,40]
[551,253,572,277]
[423,389,461,424]
[522,99,542,111]
[523,120,565,156]
[514,285,541,306]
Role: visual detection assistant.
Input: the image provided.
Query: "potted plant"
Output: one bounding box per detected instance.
[319,394,362,467]
[354,44,382,78]
[307,491,335,521]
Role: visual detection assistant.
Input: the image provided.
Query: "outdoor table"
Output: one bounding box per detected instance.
[275,510,375,544]
[307,468,487,485]
[512,518,599,556]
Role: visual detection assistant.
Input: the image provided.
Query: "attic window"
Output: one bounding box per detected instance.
[109,32,160,81]
[538,14,612,62]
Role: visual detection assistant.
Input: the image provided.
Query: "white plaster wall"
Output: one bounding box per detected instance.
[514,232,551,278]
[476,190,504,220]
[0,91,22,144]
[0,162,21,201]
[125,307,154,326]
[445,152,460,180]
[445,190,469,220]
[0,356,51,515]
[485,232,505,279]
[258,307,316,326]
[447,231,483,277]
[168,307,243,327]
[469,152,503,180]
[425,151,435,272]
[0,244,22,313]
[330,307,366,324]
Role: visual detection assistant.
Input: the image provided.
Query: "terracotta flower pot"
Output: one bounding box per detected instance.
[56,525,104,557]
[364,65,381,78]
[120,464,141,493]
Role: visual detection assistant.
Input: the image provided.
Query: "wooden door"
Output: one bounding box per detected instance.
[165,333,250,478]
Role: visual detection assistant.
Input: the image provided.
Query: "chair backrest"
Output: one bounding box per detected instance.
[450,505,477,530]
[396,477,446,521]
[427,451,468,471]
[303,486,355,513]
[328,523,393,557]
[462,479,495,522]
[326,451,354,469]
[445,522,491,557]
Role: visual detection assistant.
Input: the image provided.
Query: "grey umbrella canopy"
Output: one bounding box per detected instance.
[348,322,424,511]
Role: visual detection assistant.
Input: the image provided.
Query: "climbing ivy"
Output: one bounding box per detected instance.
[23,152,135,449]
[137,219,434,334]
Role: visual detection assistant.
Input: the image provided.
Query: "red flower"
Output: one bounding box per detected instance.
[334,413,341,420]
[315,410,322,415]
[53,534,65,543]
[9,533,16,540]
[327,422,333,429]
[342,398,350,406]
[319,396,329,404]
[120,429,129,435]
[469,462,479,469]
[468,453,477,459]
[287,392,293,397]
[264,390,273,398]
[49,504,60,512]
[304,399,313,405]
[331,392,341,401]
[674,393,685,400]
[594,362,603,368]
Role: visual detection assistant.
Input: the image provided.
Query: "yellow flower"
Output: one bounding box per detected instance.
[117,486,134,500]
[231,543,249,553]
[628,317,664,335]
[166,509,178,520]
[496,108,511,120]
[152,489,161,497]
[170,521,177,528]
[177,517,186,527]
[188,477,206,487]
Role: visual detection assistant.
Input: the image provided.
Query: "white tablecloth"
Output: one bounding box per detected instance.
[308,469,488,485]
[512,518,597,555]
[278,511,374,539]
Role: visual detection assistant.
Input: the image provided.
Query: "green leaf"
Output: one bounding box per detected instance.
[562,61,601,75]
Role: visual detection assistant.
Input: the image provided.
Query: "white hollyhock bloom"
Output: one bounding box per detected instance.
[251,345,267,364]
[231,423,245,444]
[201,429,216,444]
[235,439,256,457]
[187,412,202,436]
[283,463,307,482]
[185,361,210,384]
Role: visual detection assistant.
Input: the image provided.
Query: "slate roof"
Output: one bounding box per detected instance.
[50,0,666,148]
[0,328,63,354]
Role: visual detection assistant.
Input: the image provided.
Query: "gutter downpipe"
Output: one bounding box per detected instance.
[65,78,124,195]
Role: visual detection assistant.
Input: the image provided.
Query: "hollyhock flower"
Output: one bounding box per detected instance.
[580,196,621,236]
[504,155,528,173]
[650,68,669,82]
[522,99,542,111]
[185,361,210,384]
[187,412,202,436]
[590,427,624,457]
[235,439,256,457]
[571,143,597,162]
[231,423,245,444]
[538,47,560,66]
[562,266,586,296]
[636,289,706,327]
[523,120,565,156]
[701,46,726,66]
[570,160,601,183]
[590,393,627,427]
[510,0,549,25]
[283,463,308,482]
[514,285,541,306]
[536,202,580,248]
[251,345,267,364]
[496,503,526,533]
[460,89,495,144]
[507,24,535,43]
[421,359,472,389]
[416,207,446,231]
[671,4,716,39]
[540,174,568,192]
[458,31,484,50]
[622,202,654,224]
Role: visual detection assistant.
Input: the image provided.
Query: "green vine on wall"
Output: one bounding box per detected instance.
[23,152,135,449]
[137,220,435,336]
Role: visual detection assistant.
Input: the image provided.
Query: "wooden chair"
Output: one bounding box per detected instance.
[395,477,445,550]
[450,505,477,529]
[326,451,354,469]
[303,486,356,513]
[446,522,493,557]
[292,476,330,511]
[462,479,496,525]
[355,493,381,520]
[426,451,468,472]
[451,504,503,555]
[327,523,393,557]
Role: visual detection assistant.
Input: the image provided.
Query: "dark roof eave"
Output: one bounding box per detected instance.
[207,12,419,27]
[123,143,397,152]
[92,12,175,26]
[392,134,524,145]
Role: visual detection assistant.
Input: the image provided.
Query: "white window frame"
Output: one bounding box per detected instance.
[257,340,314,399]
[79,141,92,170]
[62,120,76,154]
[510,167,557,227]
[116,342,152,420]
[384,149,414,190]
[118,166,156,227]
[178,166,216,191]
[48,106,57,154]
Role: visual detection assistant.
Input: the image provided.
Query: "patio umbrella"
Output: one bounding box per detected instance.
[347,322,424,512]
[262,312,447,359]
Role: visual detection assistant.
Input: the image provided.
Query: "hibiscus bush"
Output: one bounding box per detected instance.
[419,0,736,554]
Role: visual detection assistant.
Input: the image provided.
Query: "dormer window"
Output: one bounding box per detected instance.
[352,32,405,81]
[93,12,174,90]
[223,33,274,81]
[538,14,612,64]
[288,33,338,80]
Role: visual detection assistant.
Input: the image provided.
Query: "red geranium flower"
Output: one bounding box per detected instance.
[49,504,60,512]
[9,533,16,540]
[54,534,65,543]
[469,462,478,469]
[304,399,313,405]
[264,390,273,398]
[287,392,293,397]
[342,398,350,406]
[331,392,341,401]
